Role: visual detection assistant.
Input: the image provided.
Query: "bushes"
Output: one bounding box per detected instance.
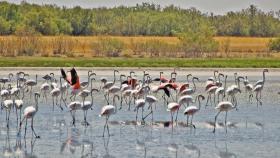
[178,25,219,57]
[268,37,280,52]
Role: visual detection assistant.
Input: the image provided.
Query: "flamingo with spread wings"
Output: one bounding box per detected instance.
[61,68,81,100]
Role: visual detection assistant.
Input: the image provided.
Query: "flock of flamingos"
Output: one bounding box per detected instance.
[0,68,269,138]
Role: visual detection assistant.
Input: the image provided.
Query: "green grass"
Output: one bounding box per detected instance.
[0,57,280,68]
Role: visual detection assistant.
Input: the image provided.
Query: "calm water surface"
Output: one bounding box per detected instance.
[0,68,279,158]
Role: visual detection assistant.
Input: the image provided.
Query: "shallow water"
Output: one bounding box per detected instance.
[0,68,279,158]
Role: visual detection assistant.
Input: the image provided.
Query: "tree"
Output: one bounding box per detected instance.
[0,17,11,35]
[178,23,219,57]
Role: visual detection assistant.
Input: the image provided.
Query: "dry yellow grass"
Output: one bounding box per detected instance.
[0,36,273,57]
[214,36,272,52]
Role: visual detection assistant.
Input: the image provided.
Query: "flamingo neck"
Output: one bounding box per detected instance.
[263,71,266,83]
[113,71,116,83]
[192,78,196,92]
[90,92,94,106]
[198,98,201,110]
[35,97,39,111]
[60,77,62,88]
[224,76,227,97]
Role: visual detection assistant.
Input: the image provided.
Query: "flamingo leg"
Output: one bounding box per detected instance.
[16,108,18,126]
[256,92,259,107]
[141,107,144,121]
[24,119,27,138]
[52,97,55,111]
[205,94,210,107]
[136,108,139,122]
[31,118,40,138]
[186,115,189,127]
[103,116,109,137]
[171,111,174,131]
[7,109,10,128]
[225,111,228,133]
[191,115,195,128]
[175,107,180,125]
[213,111,221,133]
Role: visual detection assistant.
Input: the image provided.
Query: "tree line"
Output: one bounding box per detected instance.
[0,1,280,37]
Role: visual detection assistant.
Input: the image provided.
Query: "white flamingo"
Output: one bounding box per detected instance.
[183,94,205,128]
[3,99,13,128]
[25,74,37,98]
[100,95,120,137]
[81,88,99,126]
[134,99,145,122]
[18,93,41,138]
[14,99,23,125]
[142,95,157,123]
[67,101,82,126]
[253,69,268,106]
[213,101,236,133]
[167,102,180,129]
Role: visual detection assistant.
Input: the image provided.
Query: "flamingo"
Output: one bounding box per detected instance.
[67,101,82,126]
[134,99,145,122]
[80,70,96,88]
[253,85,264,106]
[3,99,13,128]
[175,95,194,123]
[105,85,121,104]
[18,92,41,138]
[254,69,268,87]
[183,94,205,128]
[215,75,227,102]
[215,73,224,87]
[226,86,241,109]
[102,70,119,101]
[142,95,157,123]
[40,81,50,102]
[24,74,37,98]
[50,86,63,111]
[1,84,11,101]
[78,78,95,104]
[213,101,236,133]
[179,77,199,95]
[10,78,21,98]
[0,73,13,88]
[81,88,99,126]
[205,85,218,107]
[61,68,81,101]
[253,69,268,106]
[100,95,120,137]
[14,98,23,125]
[153,71,169,84]
[244,76,253,103]
[167,102,180,129]
[102,70,119,90]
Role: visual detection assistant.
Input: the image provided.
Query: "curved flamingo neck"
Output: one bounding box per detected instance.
[263,71,266,83]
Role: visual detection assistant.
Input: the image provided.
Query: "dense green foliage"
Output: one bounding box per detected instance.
[0,2,279,37]
[0,57,279,67]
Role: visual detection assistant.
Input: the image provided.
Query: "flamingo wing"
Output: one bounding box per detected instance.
[162,87,170,97]
[61,68,70,84]
[70,68,78,85]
